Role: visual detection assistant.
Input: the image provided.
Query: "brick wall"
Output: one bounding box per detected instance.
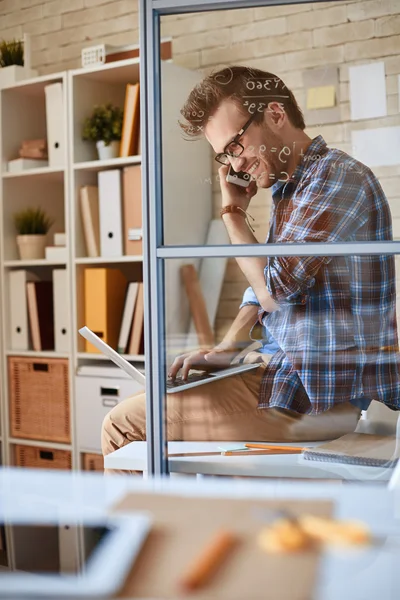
[1,0,400,342]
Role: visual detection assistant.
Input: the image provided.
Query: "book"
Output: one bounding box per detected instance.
[122,165,142,255]
[117,282,139,353]
[7,158,49,172]
[54,232,66,246]
[128,282,144,355]
[19,147,48,159]
[79,185,100,257]
[302,432,399,467]
[45,246,67,261]
[26,281,55,351]
[21,138,47,150]
[120,82,140,157]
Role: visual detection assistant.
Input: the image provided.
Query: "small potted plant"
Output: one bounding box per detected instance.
[82,103,124,160]
[0,36,37,89]
[13,207,54,260]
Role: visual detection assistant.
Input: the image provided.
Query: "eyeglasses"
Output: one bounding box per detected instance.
[214,112,258,165]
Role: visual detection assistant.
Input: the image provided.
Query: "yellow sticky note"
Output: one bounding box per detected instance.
[307,85,336,110]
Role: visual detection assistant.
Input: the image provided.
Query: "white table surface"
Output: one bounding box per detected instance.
[104,440,393,482]
[0,468,399,599]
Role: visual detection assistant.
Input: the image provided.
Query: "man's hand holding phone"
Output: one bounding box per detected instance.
[219,164,257,213]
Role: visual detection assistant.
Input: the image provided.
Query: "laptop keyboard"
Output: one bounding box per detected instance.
[166,372,211,389]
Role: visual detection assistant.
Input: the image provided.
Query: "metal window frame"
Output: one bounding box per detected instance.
[139,0,400,475]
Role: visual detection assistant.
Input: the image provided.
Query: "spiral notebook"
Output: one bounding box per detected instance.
[302,432,399,467]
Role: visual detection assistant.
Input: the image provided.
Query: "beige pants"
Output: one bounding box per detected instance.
[101,364,361,474]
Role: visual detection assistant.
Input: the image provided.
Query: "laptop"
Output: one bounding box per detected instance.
[78,326,260,393]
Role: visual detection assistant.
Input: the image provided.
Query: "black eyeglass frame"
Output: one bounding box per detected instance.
[214,111,259,165]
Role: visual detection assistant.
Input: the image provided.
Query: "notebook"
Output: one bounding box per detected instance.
[302,432,399,467]
[78,326,260,394]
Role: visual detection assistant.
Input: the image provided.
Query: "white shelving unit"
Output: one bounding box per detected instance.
[0,57,212,476]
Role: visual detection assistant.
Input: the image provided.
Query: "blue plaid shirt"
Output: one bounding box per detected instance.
[240,136,400,415]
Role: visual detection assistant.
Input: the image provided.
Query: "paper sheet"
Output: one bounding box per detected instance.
[351,126,400,167]
[349,62,387,121]
[307,85,336,110]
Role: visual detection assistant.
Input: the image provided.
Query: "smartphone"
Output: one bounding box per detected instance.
[226,165,251,188]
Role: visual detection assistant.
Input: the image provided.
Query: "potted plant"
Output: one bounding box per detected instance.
[0,36,37,89]
[13,207,54,260]
[82,103,124,160]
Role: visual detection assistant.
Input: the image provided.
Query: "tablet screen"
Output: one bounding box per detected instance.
[4,522,115,574]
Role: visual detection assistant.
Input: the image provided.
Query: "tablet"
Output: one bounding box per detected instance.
[0,511,151,597]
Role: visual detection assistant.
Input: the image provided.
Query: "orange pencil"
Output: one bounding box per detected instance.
[179,529,237,591]
[222,449,301,456]
[245,443,304,452]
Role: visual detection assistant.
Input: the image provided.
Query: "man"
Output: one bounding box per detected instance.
[102,67,400,470]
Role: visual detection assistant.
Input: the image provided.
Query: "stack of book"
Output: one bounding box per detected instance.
[45,232,67,261]
[117,281,144,355]
[8,138,49,172]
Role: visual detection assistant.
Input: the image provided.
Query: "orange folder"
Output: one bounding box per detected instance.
[84,268,127,353]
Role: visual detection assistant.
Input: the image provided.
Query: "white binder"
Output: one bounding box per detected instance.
[9,270,39,350]
[53,269,70,352]
[45,82,65,167]
[98,169,123,256]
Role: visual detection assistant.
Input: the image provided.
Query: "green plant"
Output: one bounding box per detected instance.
[82,103,123,146]
[13,207,54,235]
[0,38,24,67]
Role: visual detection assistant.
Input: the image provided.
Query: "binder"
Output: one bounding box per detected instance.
[26,281,54,351]
[120,83,140,157]
[53,269,70,352]
[128,282,144,355]
[44,82,65,167]
[84,268,127,353]
[122,165,142,255]
[117,282,139,353]
[9,270,39,350]
[98,170,123,257]
[79,185,100,257]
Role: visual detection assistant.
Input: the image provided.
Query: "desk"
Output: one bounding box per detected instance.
[0,469,399,598]
[104,440,392,482]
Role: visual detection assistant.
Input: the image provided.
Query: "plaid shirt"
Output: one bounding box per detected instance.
[240,135,400,415]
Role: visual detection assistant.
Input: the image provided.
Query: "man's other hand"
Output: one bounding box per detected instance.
[168,346,238,381]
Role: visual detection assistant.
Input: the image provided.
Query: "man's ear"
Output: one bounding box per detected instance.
[267,102,285,126]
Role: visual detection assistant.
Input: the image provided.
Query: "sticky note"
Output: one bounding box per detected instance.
[306,85,336,110]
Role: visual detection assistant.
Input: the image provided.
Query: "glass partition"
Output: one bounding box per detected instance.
[135,0,400,476]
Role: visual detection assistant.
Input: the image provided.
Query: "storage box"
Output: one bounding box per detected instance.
[75,371,143,453]
[82,452,104,472]
[14,444,72,470]
[9,357,70,443]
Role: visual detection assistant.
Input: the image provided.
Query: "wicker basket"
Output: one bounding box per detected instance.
[9,357,70,443]
[82,453,104,472]
[14,444,72,470]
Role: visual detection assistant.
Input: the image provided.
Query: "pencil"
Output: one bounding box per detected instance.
[245,443,304,452]
[180,529,237,591]
[222,449,301,456]
[168,451,222,457]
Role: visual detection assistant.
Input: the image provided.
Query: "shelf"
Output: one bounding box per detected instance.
[6,351,70,358]
[75,255,143,264]
[8,438,72,451]
[73,155,141,172]
[4,259,67,267]
[2,167,65,181]
[77,352,145,362]
[70,57,140,84]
